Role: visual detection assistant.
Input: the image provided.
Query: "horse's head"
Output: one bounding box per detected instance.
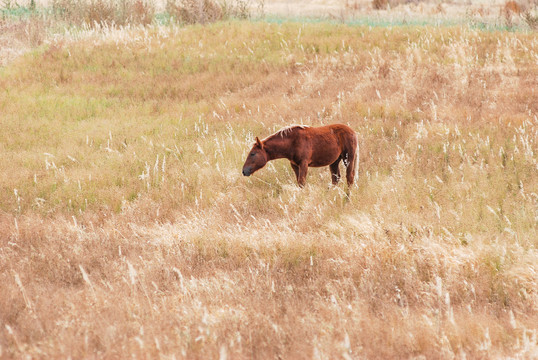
[242,137,268,176]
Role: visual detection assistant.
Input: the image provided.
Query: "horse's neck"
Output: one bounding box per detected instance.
[264,135,293,161]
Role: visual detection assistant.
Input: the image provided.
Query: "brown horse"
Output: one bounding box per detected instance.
[242,124,358,187]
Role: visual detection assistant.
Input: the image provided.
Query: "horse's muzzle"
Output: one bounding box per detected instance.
[242,168,251,176]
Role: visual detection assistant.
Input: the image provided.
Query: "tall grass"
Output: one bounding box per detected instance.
[0,22,537,358]
[0,0,257,27]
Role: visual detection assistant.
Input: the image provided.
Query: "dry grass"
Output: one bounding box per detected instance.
[0,17,49,65]
[166,0,224,24]
[0,22,537,358]
[50,0,156,27]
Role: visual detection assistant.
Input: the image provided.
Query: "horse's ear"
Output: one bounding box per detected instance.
[256,137,264,149]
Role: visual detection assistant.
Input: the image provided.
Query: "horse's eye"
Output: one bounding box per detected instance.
[250,153,255,157]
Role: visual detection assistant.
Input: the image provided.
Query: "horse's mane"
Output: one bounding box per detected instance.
[272,125,309,139]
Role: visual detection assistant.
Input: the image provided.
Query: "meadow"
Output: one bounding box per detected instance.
[0,8,537,359]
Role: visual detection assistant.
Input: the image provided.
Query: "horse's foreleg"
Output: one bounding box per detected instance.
[329,159,341,185]
[297,162,308,187]
[291,163,300,181]
[290,161,308,187]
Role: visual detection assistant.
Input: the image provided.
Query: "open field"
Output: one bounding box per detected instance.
[2,0,537,65]
[1,18,537,359]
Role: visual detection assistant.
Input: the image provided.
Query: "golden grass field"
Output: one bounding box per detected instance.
[0,14,537,359]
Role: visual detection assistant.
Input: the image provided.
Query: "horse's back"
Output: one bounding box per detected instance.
[328,123,356,136]
[295,124,356,167]
[318,124,357,150]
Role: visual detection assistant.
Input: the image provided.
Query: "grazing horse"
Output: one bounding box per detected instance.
[242,124,358,187]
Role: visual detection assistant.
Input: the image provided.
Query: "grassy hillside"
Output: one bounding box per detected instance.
[0,22,537,358]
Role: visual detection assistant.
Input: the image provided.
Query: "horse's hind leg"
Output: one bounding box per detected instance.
[329,158,341,185]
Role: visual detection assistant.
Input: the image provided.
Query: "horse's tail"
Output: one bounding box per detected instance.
[346,132,359,187]
[353,139,359,186]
